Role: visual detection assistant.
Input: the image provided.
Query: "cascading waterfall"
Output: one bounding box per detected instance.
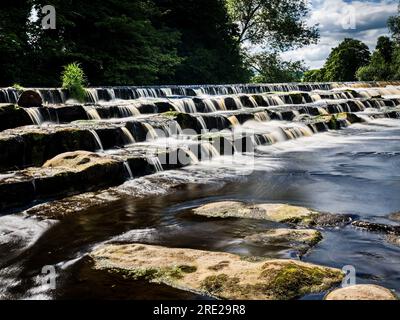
[85,89,100,103]
[254,111,270,122]
[196,116,208,132]
[89,130,104,151]
[147,156,163,172]
[123,161,133,179]
[200,142,220,160]
[83,106,101,120]
[143,123,159,140]
[171,98,197,113]
[120,127,136,145]
[117,104,140,117]
[24,108,44,125]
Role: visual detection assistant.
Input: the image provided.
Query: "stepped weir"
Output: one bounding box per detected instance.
[1,81,400,212]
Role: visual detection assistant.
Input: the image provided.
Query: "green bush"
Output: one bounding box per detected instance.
[61,63,87,102]
[12,83,25,92]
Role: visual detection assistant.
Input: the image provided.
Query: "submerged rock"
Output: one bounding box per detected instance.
[90,244,343,300]
[192,201,352,227]
[352,220,400,235]
[325,285,397,300]
[386,234,400,247]
[245,228,322,255]
[244,228,322,255]
[389,212,400,222]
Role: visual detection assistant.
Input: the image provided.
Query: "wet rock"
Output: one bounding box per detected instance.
[90,244,343,300]
[388,212,400,222]
[244,228,322,255]
[192,201,352,227]
[0,151,125,211]
[0,104,33,131]
[17,90,43,108]
[325,285,397,300]
[352,220,400,235]
[386,234,400,247]
[43,150,112,170]
[0,127,99,170]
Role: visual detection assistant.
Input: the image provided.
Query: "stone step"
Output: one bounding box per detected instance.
[0,146,194,212]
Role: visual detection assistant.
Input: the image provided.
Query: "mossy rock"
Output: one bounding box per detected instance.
[244,228,323,256]
[192,201,352,227]
[90,243,343,300]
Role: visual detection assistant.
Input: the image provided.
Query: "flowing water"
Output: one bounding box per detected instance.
[1,83,400,300]
[0,118,399,299]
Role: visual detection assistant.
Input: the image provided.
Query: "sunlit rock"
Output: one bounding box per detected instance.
[325,284,397,300]
[90,243,343,300]
[244,228,322,255]
[192,201,352,227]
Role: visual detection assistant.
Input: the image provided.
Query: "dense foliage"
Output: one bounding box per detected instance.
[61,63,87,102]
[249,53,306,83]
[0,0,317,86]
[226,0,318,50]
[304,39,371,82]
[355,4,400,82]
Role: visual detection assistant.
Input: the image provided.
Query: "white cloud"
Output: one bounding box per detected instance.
[281,0,398,69]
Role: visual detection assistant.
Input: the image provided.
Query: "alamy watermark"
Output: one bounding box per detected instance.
[41,265,57,290]
[342,265,356,287]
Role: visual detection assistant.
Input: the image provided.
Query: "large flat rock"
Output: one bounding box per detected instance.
[90,243,343,300]
[192,201,352,227]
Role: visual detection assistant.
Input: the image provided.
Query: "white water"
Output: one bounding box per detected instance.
[83,106,101,120]
[89,130,104,151]
[147,156,164,172]
[120,127,135,145]
[24,108,44,125]
[123,161,133,179]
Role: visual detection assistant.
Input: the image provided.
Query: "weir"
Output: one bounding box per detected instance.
[0,82,400,212]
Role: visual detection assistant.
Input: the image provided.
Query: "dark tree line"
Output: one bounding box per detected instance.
[0,0,316,86]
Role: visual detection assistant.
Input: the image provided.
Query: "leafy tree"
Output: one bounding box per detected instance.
[376,36,394,63]
[388,2,400,44]
[356,37,394,81]
[303,69,326,82]
[0,0,32,86]
[154,0,250,84]
[226,0,318,50]
[322,38,370,81]
[356,55,392,81]
[27,0,182,86]
[391,47,400,80]
[248,52,306,83]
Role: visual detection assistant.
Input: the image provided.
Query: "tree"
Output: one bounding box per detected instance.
[226,0,318,50]
[154,0,250,84]
[376,36,394,63]
[388,2,400,44]
[303,69,326,82]
[24,0,182,86]
[0,0,32,86]
[322,38,370,81]
[225,0,318,84]
[248,52,306,83]
[356,37,394,81]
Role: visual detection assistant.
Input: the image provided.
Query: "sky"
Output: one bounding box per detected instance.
[280,0,398,69]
